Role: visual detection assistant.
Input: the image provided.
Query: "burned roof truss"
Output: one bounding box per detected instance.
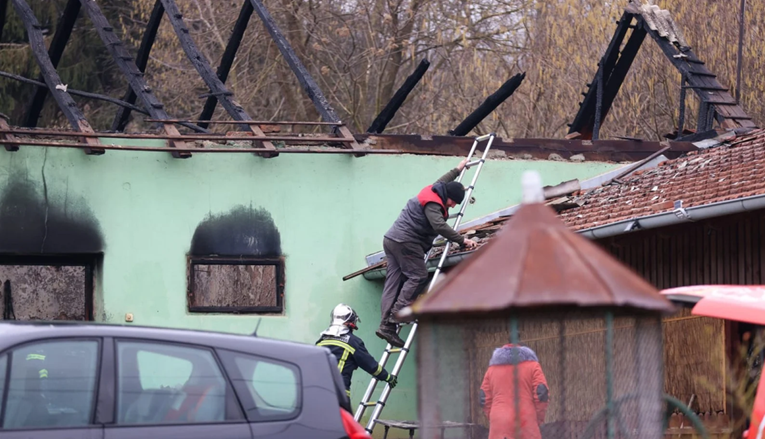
[0,0,362,158]
[568,3,756,141]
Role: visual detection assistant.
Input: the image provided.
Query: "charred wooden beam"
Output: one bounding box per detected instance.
[24,0,81,128]
[0,0,9,43]
[111,0,164,132]
[158,0,277,156]
[367,58,429,134]
[449,72,525,137]
[248,0,337,123]
[593,23,647,140]
[198,0,253,128]
[10,0,103,154]
[77,0,193,158]
[568,12,635,140]
[247,0,360,152]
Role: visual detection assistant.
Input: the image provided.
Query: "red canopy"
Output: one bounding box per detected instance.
[661,285,765,326]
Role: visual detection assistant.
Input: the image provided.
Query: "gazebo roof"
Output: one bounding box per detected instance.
[407,172,675,318]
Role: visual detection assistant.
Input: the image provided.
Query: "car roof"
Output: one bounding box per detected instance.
[0,321,324,362]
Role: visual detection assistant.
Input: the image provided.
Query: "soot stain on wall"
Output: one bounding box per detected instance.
[0,178,104,254]
[191,205,281,256]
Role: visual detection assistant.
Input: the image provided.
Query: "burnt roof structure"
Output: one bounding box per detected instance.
[0,0,363,157]
[567,2,756,142]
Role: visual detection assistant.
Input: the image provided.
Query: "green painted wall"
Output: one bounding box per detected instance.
[0,140,619,437]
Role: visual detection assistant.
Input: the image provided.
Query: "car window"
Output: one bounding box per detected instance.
[116,341,227,425]
[2,340,99,429]
[0,354,6,418]
[230,354,301,421]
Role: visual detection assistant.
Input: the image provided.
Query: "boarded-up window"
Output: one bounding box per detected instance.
[188,257,284,313]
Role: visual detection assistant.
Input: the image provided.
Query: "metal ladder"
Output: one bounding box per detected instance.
[354,133,496,433]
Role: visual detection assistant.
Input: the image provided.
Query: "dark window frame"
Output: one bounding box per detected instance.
[0,254,100,321]
[187,256,285,314]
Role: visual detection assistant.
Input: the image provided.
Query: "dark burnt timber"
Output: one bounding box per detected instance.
[449,72,525,137]
[367,59,430,134]
[111,0,164,132]
[568,5,756,141]
[76,0,193,158]
[0,0,7,42]
[199,0,254,129]
[568,12,634,140]
[158,0,277,157]
[24,0,81,128]
[10,0,103,155]
[247,0,361,153]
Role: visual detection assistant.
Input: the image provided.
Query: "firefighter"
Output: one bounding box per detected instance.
[480,343,549,439]
[317,304,397,399]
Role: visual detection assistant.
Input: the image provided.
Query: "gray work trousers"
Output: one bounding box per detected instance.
[380,237,429,325]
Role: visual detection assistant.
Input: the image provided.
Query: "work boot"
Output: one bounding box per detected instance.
[376,324,405,348]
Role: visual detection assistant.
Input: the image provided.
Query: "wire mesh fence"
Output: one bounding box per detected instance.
[417,309,665,439]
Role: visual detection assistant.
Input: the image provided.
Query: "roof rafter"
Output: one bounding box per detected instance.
[199,0,254,129]
[111,0,164,133]
[9,0,103,154]
[158,0,278,157]
[76,0,194,158]
[23,0,80,128]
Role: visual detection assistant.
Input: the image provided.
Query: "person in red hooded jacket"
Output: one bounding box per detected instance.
[480,344,549,439]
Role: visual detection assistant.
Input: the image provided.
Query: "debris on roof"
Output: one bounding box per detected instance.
[344,128,765,279]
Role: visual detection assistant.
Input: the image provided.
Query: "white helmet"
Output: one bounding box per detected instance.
[320,304,360,337]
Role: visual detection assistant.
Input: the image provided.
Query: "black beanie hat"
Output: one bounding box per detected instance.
[445,181,466,204]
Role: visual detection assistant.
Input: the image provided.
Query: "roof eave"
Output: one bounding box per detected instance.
[362,193,765,280]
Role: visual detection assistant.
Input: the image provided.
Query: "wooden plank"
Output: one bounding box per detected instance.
[10,0,103,155]
[77,0,192,158]
[703,225,711,285]
[745,215,753,284]
[24,0,81,128]
[709,225,718,284]
[739,219,747,283]
[0,118,19,151]
[112,0,164,132]
[158,0,277,156]
[199,0,254,127]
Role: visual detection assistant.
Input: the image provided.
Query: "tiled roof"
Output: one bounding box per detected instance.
[559,129,765,230]
[429,128,765,259]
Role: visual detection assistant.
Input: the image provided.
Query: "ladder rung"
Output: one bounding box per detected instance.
[466,159,484,168]
[475,133,495,142]
[363,402,377,407]
[388,348,402,354]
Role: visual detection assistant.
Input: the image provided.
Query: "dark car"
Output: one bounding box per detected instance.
[0,322,362,439]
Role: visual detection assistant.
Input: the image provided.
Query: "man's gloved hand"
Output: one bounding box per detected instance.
[463,238,478,250]
[385,375,398,388]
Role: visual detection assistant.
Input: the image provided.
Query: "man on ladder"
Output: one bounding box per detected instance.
[317,304,398,400]
[376,159,479,347]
